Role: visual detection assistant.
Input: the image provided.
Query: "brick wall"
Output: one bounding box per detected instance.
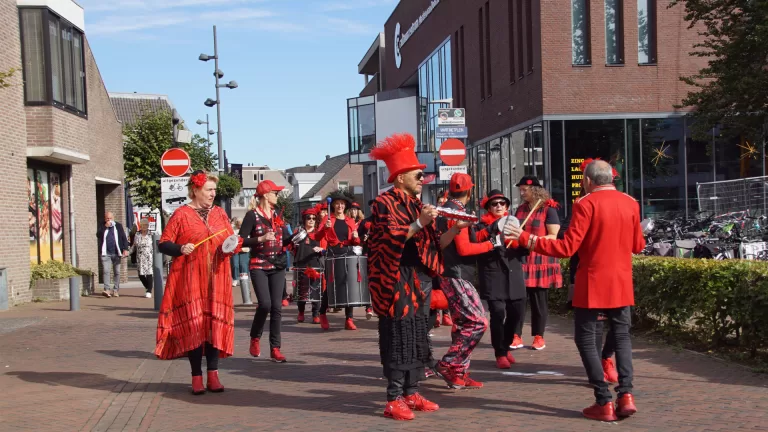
[316,164,364,203]
[0,0,32,306]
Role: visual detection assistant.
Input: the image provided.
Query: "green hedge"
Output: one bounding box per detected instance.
[553,256,768,358]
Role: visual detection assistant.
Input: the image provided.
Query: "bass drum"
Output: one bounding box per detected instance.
[324,256,371,308]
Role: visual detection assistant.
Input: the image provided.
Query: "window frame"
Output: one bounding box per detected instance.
[604,0,625,66]
[571,0,592,66]
[338,181,350,192]
[637,0,657,65]
[18,7,88,117]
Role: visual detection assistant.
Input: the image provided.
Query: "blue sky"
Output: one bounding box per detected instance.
[80,0,395,169]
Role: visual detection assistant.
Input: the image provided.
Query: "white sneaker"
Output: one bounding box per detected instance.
[232,280,238,286]
[145,292,152,299]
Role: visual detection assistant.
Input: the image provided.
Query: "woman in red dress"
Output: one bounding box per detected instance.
[154,171,242,395]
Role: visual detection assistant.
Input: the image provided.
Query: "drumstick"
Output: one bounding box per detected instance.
[194,228,229,248]
[506,199,542,248]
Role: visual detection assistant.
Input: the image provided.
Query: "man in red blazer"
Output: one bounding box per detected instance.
[507,159,645,422]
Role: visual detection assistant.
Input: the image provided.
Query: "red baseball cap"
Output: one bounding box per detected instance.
[449,173,473,192]
[255,180,284,197]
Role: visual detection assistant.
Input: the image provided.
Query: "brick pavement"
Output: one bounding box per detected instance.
[1,286,767,431]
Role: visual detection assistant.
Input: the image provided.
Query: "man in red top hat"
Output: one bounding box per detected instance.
[507,159,645,422]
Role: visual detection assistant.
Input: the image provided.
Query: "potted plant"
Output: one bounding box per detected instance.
[30,261,94,301]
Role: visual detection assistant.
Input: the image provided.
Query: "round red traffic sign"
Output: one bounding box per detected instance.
[160,148,191,177]
[439,138,466,166]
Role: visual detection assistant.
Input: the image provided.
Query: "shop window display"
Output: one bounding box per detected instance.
[640,118,686,216]
[563,119,626,205]
[28,167,64,263]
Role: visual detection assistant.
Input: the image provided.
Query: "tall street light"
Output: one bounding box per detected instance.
[199,25,238,173]
[195,114,216,151]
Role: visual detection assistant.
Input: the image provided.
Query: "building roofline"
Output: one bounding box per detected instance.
[358,32,384,74]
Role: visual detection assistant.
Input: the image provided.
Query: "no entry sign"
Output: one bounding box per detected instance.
[160,148,191,177]
[439,138,466,166]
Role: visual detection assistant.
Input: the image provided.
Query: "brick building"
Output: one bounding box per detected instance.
[0,0,124,307]
[348,0,761,218]
[289,154,364,223]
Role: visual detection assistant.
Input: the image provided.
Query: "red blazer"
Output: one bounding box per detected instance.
[519,187,645,309]
[314,215,361,247]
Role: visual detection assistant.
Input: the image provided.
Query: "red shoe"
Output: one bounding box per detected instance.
[312,316,321,324]
[282,299,289,307]
[404,393,439,412]
[462,372,483,389]
[319,314,330,330]
[297,312,305,323]
[602,358,619,384]
[615,393,637,418]
[384,397,414,421]
[191,376,205,395]
[507,351,516,364]
[531,335,546,350]
[206,370,224,392]
[249,338,261,357]
[271,347,287,363]
[510,334,524,350]
[366,307,373,320]
[425,368,436,379]
[496,356,511,369]
[345,318,357,330]
[435,364,465,389]
[442,314,453,326]
[434,316,441,328]
[582,402,618,422]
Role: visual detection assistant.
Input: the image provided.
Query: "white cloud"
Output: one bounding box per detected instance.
[319,0,396,12]
[80,0,267,13]
[323,17,377,35]
[88,8,275,35]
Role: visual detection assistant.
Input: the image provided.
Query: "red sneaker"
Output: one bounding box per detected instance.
[319,314,330,330]
[312,316,321,324]
[582,402,618,422]
[510,334,524,350]
[441,314,453,326]
[206,370,224,392]
[435,364,465,389]
[404,393,439,412]
[602,358,619,384]
[366,307,373,320]
[384,397,414,421]
[297,312,305,323]
[507,351,516,364]
[282,299,289,307]
[191,376,205,395]
[425,368,436,379]
[345,318,357,330]
[434,316,441,328]
[496,356,511,369]
[270,347,287,363]
[462,372,483,389]
[531,335,546,350]
[249,338,261,357]
[615,393,637,418]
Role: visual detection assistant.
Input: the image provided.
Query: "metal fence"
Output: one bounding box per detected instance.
[697,176,768,215]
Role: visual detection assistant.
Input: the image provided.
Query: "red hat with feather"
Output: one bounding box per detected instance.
[370,133,427,183]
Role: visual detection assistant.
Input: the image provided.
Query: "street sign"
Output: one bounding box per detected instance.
[439,165,468,181]
[439,138,467,166]
[437,108,466,126]
[435,126,468,139]
[160,148,191,177]
[161,176,191,215]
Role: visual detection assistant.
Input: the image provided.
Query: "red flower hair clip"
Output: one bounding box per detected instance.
[580,158,619,179]
[190,172,207,188]
[545,199,560,209]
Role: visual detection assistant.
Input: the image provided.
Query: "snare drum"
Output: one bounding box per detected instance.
[324,256,371,308]
[292,267,323,303]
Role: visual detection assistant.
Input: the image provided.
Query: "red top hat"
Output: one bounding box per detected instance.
[370,133,427,183]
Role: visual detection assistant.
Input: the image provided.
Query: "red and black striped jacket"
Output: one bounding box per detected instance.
[368,188,443,317]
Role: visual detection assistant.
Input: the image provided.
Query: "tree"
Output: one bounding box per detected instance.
[215,172,241,201]
[672,0,768,142]
[275,192,294,224]
[123,106,218,210]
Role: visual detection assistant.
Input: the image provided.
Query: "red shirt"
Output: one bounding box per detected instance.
[519,187,646,309]
[314,215,361,247]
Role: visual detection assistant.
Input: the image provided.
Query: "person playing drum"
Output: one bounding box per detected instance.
[290,207,326,324]
[314,189,363,330]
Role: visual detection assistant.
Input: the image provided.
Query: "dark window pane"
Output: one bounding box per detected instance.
[548,121,566,214]
[73,31,85,111]
[20,9,47,102]
[501,135,512,198]
[357,104,375,153]
[685,121,713,214]
[490,138,502,191]
[641,118,686,217]
[572,0,590,64]
[348,106,359,152]
[49,18,63,103]
[605,0,623,64]
[61,25,75,106]
[564,119,626,204]
[626,119,643,207]
[637,0,656,64]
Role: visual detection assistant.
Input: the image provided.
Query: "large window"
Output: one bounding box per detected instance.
[641,119,685,216]
[605,0,624,65]
[489,138,502,191]
[347,96,375,154]
[19,8,87,115]
[572,0,591,65]
[418,39,453,152]
[28,167,64,264]
[564,119,626,205]
[637,0,657,64]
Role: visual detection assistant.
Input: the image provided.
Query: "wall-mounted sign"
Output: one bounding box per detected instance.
[161,176,191,215]
[437,108,465,126]
[439,165,468,181]
[394,0,441,69]
[435,126,468,139]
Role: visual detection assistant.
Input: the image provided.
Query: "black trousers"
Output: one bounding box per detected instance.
[488,298,526,357]
[574,307,633,405]
[250,269,286,348]
[138,274,153,293]
[188,342,219,376]
[515,287,549,337]
[298,301,320,317]
[319,290,353,318]
[385,366,422,401]
[596,319,615,359]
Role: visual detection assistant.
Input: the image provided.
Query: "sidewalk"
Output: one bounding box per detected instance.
[1,286,767,431]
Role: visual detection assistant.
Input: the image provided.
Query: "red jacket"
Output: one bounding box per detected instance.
[314,215,361,247]
[519,187,645,309]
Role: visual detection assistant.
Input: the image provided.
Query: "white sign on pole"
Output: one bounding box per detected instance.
[439,165,468,181]
[161,176,191,215]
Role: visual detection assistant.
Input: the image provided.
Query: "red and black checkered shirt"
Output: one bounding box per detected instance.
[515,202,563,288]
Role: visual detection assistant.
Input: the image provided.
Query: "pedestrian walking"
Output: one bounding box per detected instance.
[130,218,154,298]
[97,211,129,298]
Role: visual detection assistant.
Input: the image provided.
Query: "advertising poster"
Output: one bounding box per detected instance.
[50,172,63,260]
[36,171,51,263]
[28,169,38,264]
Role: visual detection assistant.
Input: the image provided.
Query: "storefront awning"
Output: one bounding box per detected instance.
[27,147,90,165]
[95,177,121,185]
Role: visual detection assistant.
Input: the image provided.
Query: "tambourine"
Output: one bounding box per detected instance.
[496,215,521,233]
[288,227,308,245]
[221,234,240,254]
[436,207,480,224]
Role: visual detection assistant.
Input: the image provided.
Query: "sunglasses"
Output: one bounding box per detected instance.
[489,201,507,208]
[306,216,316,220]
[415,172,424,180]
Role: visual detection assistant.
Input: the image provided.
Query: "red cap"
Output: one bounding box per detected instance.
[255,180,284,197]
[301,207,316,218]
[449,173,473,192]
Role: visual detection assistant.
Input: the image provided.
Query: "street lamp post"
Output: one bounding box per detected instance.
[195,114,216,151]
[199,25,238,173]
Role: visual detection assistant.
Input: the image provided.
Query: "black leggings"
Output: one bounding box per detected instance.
[250,269,286,348]
[488,298,526,357]
[298,301,320,317]
[515,288,549,336]
[596,319,615,359]
[319,290,353,318]
[188,342,219,376]
[138,274,153,293]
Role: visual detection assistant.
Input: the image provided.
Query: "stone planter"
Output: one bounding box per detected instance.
[32,278,70,301]
[80,274,94,296]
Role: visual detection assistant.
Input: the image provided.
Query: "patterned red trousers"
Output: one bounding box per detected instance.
[438,277,488,374]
